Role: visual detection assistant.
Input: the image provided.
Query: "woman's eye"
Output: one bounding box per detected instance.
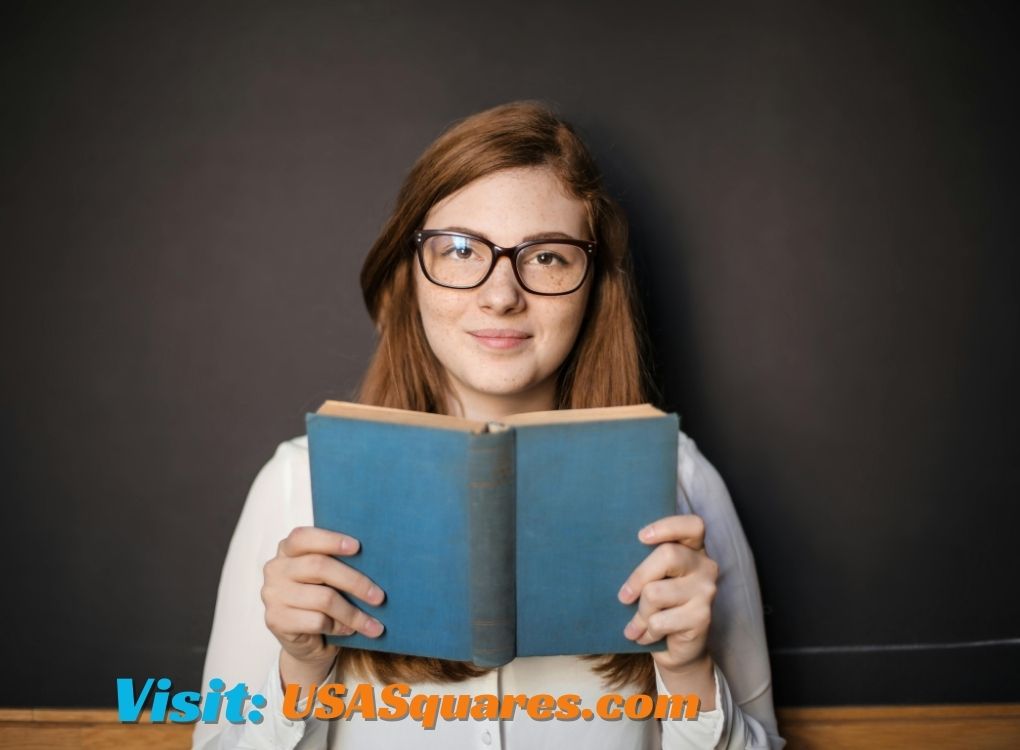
[532,251,567,266]
[442,243,476,259]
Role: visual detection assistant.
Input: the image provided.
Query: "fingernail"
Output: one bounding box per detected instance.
[363,617,384,637]
[338,536,352,553]
[624,621,642,639]
[639,525,655,541]
[366,585,380,603]
[618,583,634,602]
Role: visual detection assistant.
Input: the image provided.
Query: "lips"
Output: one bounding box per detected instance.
[468,329,531,350]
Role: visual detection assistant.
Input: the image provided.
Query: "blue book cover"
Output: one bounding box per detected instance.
[307,402,677,667]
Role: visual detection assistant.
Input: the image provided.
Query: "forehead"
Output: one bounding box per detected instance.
[424,166,588,239]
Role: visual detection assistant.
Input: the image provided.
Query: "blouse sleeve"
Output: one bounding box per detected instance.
[192,438,328,750]
[665,432,785,750]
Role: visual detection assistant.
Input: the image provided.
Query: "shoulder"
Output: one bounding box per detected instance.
[256,435,309,486]
[675,430,732,516]
[273,433,308,462]
[240,435,313,536]
[675,429,757,570]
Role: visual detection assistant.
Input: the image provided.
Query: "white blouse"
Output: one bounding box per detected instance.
[193,432,784,749]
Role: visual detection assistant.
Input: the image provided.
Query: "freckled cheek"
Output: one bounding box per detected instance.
[549,333,579,367]
[533,316,585,372]
[419,294,466,333]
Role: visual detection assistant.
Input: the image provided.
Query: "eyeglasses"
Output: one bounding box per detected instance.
[413,230,595,296]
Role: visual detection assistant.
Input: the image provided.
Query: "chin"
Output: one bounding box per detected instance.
[463,372,545,398]
[473,381,535,397]
[487,370,555,397]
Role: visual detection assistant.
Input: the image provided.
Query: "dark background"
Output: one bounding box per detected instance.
[2,0,1017,708]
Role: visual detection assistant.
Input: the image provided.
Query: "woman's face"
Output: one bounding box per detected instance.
[414,166,592,417]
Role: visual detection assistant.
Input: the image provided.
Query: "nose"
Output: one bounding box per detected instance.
[476,256,525,314]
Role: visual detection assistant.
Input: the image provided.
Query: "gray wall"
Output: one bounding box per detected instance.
[3,0,1017,706]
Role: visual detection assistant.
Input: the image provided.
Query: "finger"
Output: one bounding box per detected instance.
[288,554,385,606]
[636,577,690,622]
[623,612,648,642]
[281,583,383,638]
[626,569,717,642]
[619,542,701,604]
[268,598,383,640]
[625,578,690,641]
[279,526,360,558]
[272,607,368,640]
[636,599,712,646]
[638,515,706,551]
[267,605,336,640]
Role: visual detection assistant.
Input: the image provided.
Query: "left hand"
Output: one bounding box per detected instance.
[618,514,719,674]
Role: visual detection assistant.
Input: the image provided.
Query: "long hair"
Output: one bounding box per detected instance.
[346,101,657,692]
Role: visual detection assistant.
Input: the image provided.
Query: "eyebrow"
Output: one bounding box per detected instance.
[437,225,583,242]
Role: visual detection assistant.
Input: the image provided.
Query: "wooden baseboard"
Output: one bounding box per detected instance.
[777,704,1020,749]
[0,709,192,750]
[1,704,1018,748]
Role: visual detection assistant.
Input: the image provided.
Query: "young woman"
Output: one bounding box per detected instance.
[195,102,784,749]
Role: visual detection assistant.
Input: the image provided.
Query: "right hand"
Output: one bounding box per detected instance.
[261,526,386,683]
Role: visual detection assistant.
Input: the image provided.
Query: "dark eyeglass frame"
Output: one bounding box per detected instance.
[412,229,596,296]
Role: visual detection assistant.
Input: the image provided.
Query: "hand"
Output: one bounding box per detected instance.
[618,515,718,678]
[262,526,386,684]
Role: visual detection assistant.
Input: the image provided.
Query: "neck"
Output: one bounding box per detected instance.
[444,378,559,423]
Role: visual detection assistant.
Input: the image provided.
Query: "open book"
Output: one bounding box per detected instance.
[306,401,679,667]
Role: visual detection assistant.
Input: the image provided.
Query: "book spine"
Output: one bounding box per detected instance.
[467,428,516,668]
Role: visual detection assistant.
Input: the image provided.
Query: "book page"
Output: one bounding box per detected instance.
[316,400,666,431]
[316,400,487,432]
[500,403,664,427]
